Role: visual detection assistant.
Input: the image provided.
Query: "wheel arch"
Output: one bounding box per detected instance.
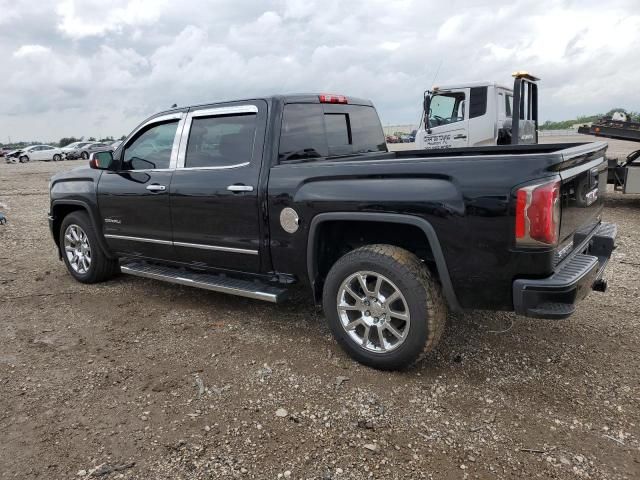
[307,212,461,311]
[51,200,115,259]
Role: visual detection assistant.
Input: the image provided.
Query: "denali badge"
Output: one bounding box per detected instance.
[104,218,122,224]
[280,208,299,233]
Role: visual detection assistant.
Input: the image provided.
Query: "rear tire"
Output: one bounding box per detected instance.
[322,244,447,370]
[59,211,119,284]
[81,151,89,160]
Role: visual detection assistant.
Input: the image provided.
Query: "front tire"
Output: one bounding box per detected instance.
[53,154,62,162]
[19,155,29,163]
[59,211,119,284]
[322,244,446,370]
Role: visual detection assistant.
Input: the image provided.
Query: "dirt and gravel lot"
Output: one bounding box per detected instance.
[1,138,639,479]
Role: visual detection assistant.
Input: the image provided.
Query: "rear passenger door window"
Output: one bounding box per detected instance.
[184,113,257,168]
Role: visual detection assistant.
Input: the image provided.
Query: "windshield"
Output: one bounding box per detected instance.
[429,92,465,126]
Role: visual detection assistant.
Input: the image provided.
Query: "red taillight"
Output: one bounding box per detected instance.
[515,180,560,246]
[515,190,527,239]
[319,94,348,104]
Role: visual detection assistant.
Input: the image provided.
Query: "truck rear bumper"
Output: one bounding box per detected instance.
[513,222,616,319]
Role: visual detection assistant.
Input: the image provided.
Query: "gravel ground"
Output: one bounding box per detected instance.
[1,144,639,479]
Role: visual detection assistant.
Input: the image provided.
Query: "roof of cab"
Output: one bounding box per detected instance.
[153,93,374,117]
[433,81,513,92]
[278,94,374,106]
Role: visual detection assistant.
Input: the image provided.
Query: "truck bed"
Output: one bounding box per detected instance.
[270,140,609,310]
[393,142,599,159]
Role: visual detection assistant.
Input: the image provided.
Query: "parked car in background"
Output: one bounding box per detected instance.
[109,140,123,151]
[66,142,112,160]
[385,134,399,143]
[61,142,94,159]
[4,149,22,163]
[6,145,63,163]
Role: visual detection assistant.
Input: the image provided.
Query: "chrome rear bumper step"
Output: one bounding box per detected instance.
[120,261,287,303]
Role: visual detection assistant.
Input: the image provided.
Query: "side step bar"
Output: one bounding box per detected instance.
[120,261,288,303]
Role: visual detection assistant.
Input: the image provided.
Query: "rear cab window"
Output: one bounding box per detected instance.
[279,102,387,162]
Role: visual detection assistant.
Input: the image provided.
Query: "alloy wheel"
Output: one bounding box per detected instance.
[63,224,92,274]
[336,271,411,353]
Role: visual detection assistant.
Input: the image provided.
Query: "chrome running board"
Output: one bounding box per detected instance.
[120,261,287,303]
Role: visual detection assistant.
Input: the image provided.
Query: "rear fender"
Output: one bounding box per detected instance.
[307,212,461,311]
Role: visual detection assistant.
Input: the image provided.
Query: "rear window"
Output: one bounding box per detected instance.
[279,103,386,161]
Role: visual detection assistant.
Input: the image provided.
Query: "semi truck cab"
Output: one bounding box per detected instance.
[416,72,539,149]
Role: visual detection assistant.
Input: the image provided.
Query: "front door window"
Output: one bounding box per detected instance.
[429,93,466,126]
[122,121,179,170]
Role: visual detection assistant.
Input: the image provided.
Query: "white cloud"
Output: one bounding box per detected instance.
[56,0,169,39]
[0,0,639,141]
[13,44,51,57]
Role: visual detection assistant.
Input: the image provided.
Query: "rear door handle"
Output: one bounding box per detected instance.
[227,184,254,192]
[146,184,166,192]
[454,134,467,139]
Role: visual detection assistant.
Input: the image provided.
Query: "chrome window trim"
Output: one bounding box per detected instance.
[119,112,185,172]
[191,105,258,118]
[104,234,258,255]
[179,162,250,171]
[170,115,187,169]
[177,105,259,169]
[174,241,258,255]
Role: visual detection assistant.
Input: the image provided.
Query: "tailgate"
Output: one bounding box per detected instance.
[558,142,608,245]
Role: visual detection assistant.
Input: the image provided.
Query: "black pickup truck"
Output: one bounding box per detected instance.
[49,94,616,370]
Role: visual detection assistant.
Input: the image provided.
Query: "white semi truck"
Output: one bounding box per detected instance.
[415,72,539,149]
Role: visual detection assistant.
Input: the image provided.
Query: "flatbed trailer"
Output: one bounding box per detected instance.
[578,118,640,142]
[577,116,640,194]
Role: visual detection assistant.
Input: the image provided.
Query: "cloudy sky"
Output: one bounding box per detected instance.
[1,0,639,142]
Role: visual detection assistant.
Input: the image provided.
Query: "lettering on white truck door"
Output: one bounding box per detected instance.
[423,133,454,149]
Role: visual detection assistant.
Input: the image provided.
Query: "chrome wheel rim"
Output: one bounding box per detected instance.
[63,224,92,274]
[336,271,410,353]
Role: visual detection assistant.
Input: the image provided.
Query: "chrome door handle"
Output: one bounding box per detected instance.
[146,184,166,192]
[227,185,254,192]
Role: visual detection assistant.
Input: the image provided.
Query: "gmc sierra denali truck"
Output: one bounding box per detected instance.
[49,93,616,370]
